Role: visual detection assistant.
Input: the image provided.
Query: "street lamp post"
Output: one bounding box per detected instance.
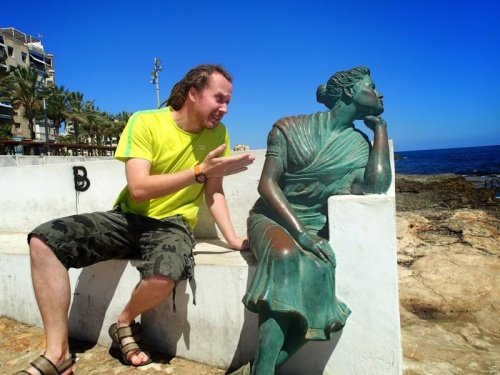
[151,57,163,108]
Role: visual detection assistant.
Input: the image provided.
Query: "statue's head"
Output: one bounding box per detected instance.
[316,66,373,110]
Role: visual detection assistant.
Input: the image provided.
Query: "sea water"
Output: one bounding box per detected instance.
[395,144,500,197]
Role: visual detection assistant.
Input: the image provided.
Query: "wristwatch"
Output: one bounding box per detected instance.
[194,164,207,183]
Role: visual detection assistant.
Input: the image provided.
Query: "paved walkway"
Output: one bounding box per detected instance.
[0,316,226,374]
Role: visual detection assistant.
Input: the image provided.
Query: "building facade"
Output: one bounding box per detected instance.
[0,27,55,140]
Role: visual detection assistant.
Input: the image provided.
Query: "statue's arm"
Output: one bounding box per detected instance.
[258,156,305,236]
[258,156,335,265]
[352,116,392,194]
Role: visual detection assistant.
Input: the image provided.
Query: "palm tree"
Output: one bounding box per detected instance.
[113,111,131,144]
[94,110,114,148]
[65,91,86,144]
[80,101,97,145]
[97,111,121,152]
[0,46,8,81]
[0,66,133,154]
[0,66,43,140]
[45,85,69,141]
[81,103,110,151]
[0,122,11,140]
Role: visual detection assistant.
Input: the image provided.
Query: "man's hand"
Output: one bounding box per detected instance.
[201,144,255,178]
[226,236,250,251]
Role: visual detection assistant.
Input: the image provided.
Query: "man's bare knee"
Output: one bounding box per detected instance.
[134,275,176,303]
[29,235,53,259]
[140,275,175,290]
[28,235,67,274]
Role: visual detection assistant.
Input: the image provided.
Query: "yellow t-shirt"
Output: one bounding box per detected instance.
[114,107,230,229]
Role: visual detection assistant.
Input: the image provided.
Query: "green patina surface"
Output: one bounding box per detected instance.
[238,66,392,374]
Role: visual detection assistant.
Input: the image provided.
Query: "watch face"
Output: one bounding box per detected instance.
[194,164,207,183]
[195,173,207,183]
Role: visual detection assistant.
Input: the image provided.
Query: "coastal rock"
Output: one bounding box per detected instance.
[396,174,500,374]
[396,174,497,212]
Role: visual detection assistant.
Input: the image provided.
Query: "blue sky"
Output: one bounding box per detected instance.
[2,0,499,151]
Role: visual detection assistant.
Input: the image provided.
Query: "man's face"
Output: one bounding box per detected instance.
[352,75,384,117]
[191,73,232,130]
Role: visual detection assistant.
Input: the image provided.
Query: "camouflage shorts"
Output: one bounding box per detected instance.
[28,208,196,283]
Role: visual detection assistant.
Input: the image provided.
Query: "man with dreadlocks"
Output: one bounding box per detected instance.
[16,64,254,375]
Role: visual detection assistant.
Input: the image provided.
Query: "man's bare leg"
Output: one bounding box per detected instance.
[28,237,175,369]
[25,236,73,375]
[115,275,175,366]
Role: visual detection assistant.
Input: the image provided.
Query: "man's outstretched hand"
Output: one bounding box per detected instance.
[201,144,255,178]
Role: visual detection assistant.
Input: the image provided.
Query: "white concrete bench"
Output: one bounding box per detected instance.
[0,150,402,374]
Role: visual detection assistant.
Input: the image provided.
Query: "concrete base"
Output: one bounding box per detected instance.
[0,149,402,374]
[323,194,401,374]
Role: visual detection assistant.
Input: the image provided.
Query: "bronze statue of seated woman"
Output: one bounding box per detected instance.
[232,66,391,374]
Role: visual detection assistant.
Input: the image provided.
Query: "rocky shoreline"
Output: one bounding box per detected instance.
[396,174,499,374]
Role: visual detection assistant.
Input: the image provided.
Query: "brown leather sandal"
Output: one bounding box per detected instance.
[227,362,251,375]
[108,321,152,367]
[15,354,76,375]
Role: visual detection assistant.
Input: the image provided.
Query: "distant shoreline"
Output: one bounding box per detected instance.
[394,143,500,153]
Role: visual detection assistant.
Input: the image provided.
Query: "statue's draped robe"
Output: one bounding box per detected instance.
[243,111,370,340]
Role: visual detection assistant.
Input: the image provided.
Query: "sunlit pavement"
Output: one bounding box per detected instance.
[0,316,225,374]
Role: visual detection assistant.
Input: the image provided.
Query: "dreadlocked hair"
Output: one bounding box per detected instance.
[166,64,232,110]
